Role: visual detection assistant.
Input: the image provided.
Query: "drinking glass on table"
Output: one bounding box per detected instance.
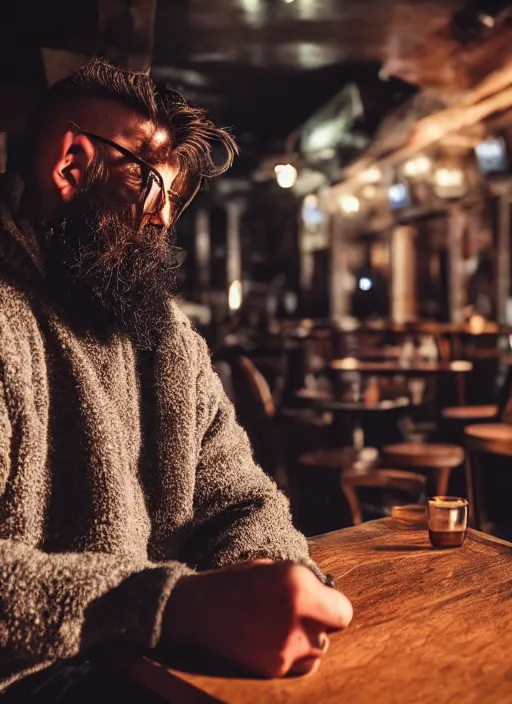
[427,497,468,548]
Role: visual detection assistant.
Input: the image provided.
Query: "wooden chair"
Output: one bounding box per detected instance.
[382,443,464,496]
[213,348,329,489]
[212,348,281,481]
[454,368,512,530]
[341,469,427,525]
[464,423,512,531]
[441,364,512,430]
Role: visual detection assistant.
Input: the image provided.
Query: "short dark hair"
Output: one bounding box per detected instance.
[20,58,238,184]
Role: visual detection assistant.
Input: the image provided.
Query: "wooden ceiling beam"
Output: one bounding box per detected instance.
[98,0,157,72]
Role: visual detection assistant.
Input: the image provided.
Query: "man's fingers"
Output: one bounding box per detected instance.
[300,579,353,632]
[288,631,329,677]
[288,654,322,677]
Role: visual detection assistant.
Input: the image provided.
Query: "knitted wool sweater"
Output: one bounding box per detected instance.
[0,174,316,691]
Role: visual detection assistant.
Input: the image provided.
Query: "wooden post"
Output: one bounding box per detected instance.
[195,208,211,301]
[497,193,511,324]
[391,225,417,323]
[448,205,467,324]
[299,220,314,297]
[226,199,244,294]
[329,213,350,321]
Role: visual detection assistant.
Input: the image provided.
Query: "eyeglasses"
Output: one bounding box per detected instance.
[68,122,202,229]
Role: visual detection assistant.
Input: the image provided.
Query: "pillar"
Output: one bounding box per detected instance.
[391,225,417,323]
[226,199,244,312]
[329,213,350,320]
[226,199,243,287]
[195,208,211,301]
[448,206,467,324]
[497,193,511,324]
[299,219,314,300]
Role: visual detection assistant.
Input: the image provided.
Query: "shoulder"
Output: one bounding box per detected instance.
[0,277,40,348]
[162,300,212,370]
[0,277,48,411]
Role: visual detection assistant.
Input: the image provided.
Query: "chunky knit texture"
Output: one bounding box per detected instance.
[0,174,317,691]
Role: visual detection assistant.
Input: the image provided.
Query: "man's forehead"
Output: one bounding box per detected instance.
[115,115,172,161]
[63,97,173,162]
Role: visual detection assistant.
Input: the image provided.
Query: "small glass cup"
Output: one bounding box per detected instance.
[427,496,468,549]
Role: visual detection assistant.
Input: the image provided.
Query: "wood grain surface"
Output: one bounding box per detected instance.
[330,359,473,374]
[122,519,512,704]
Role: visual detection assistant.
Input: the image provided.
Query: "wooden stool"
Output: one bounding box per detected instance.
[341,469,427,525]
[443,365,512,430]
[295,448,361,534]
[442,405,498,421]
[465,423,512,455]
[465,423,512,531]
[382,443,464,496]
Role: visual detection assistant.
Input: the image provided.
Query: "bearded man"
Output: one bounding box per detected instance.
[0,60,352,702]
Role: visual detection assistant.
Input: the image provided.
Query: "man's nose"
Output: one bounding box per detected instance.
[147,195,172,228]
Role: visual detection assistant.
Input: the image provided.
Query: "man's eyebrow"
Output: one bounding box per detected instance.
[133,140,154,162]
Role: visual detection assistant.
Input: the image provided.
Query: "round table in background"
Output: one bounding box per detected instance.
[329,358,473,405]
[296,388,410,450]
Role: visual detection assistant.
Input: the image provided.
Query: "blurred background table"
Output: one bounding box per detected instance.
[330,359,472,405]
[117,518,512,704]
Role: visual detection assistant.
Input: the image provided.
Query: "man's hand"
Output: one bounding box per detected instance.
[163,560,353,678]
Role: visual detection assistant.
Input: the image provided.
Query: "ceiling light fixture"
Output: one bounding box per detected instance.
[274,164,298,188]
[403,155,431,178]
[359,167,382,184]
[339,194,360,214]
[361,185,378,200]
[228,280,243,311]
[433,167,466,199]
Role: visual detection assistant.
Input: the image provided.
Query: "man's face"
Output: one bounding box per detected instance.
[38,100,192,348]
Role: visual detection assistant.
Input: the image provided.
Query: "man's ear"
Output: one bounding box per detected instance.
[52,131,95,201]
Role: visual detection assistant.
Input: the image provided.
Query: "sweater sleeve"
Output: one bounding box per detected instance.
[0,377,194,664]
[0,542,193,662]
[189,336,323,580]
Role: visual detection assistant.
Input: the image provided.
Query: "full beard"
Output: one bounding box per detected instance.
[41,192,179,350]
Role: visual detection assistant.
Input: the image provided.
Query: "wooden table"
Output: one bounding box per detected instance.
[296,390,410,449]
[330,359,473,375]
[122,518,512,704]
[330,359,473,404]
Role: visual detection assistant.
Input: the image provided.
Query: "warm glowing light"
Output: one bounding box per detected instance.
[359,167,382,184]
[433,167,466,199]
[479,13,495,28]
[274,163,298,188]
[334,357,358,371]
[435,168,464,188]
[450,360,472,372]
[403,155,431,178]
[228,280,243,311]
[468,314,486,335]
[361,184,377,200]
[339,194,360,214]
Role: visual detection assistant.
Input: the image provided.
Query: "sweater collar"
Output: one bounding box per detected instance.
[0,172,45,278]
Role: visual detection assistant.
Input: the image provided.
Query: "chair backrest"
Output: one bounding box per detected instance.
[212,348,280,478]
[341,469,427,525]
[497,364,512,424]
